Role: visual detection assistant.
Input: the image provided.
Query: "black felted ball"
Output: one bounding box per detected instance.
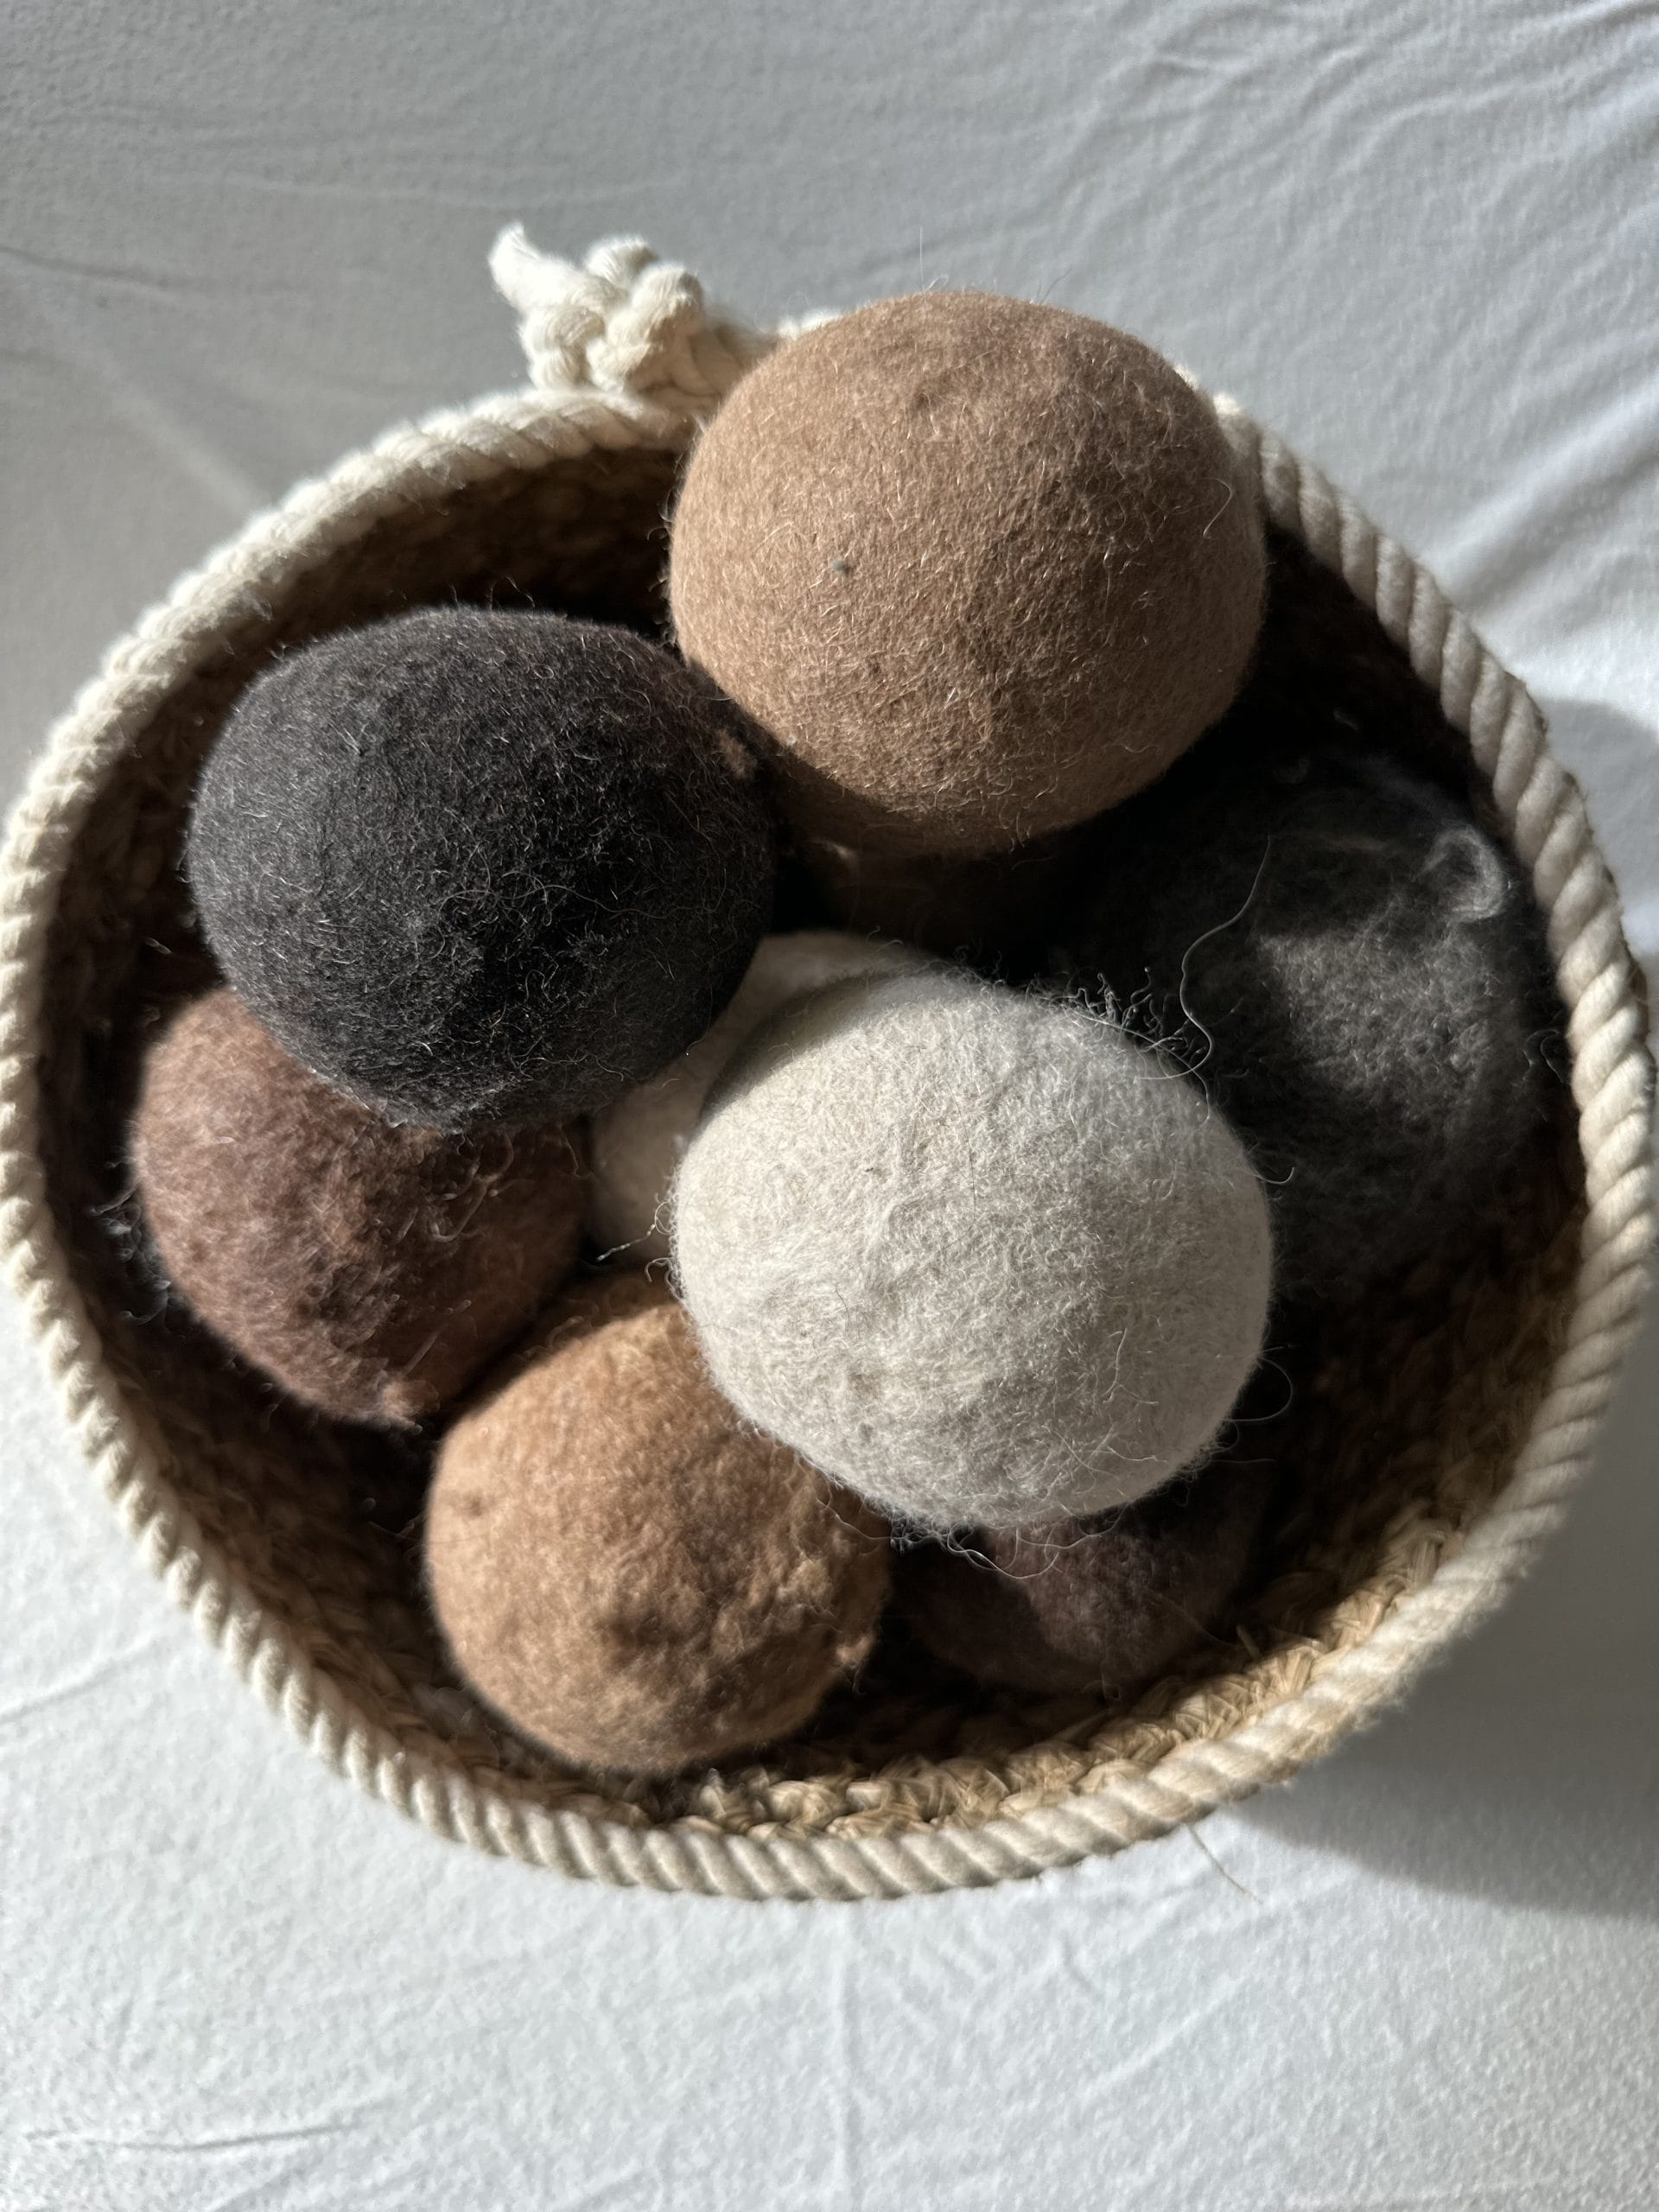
[188,608,776,1130]
[1054,734,1564,1301]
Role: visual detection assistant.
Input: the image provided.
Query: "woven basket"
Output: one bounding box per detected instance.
[3,235,1651,1902]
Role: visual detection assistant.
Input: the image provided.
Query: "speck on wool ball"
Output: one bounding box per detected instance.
[130,988,586,1426]
[669,289,1266,858]
[187,606,775,1132]
[671,966,1274,1532]
[424,1272,890,1775]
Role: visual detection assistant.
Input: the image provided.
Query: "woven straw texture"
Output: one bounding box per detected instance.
[1,237,1650,1902]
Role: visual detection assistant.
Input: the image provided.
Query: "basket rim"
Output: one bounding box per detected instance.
[1,249,1651,1902]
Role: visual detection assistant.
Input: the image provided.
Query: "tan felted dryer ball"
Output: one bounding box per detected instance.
[425,1273,890,1775]
[132,988,586,1426]
[670,289,1266,857]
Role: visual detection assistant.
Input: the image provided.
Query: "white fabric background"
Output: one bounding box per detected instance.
[3,5,1656,2207]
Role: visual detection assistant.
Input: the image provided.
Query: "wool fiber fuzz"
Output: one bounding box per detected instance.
[898,1462,1276,1695]
[672,969,1274,1531]
[669,289,1266,858]
[589,929,929,1264]
[1056,734,1562,1300]
[131,989,586,1425]
[425,1273,889,1774]
[188,607,774,1131]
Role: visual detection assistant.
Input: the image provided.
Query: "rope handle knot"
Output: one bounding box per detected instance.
[489,227,777,422]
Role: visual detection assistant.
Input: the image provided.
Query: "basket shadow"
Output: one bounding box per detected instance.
[1234,1298,1659,1923]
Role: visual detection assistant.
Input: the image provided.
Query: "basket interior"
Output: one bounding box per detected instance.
[35,440,1586,1841]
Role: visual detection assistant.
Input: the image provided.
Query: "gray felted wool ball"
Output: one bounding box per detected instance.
[1054,734,1562,1300]
[131,988,586,1425]
[670,289,1265,858]
[188,607,775,1132]
[588,929,931,1264]
[671,969,1274,1531]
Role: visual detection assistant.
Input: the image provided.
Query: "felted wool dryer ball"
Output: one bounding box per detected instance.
[801,820,1096,973]
[131,988,586,1425]
[589,928,930,1263]
[188,607,775,1131]
[671,969,1274,1532]
[669,289,1266,858]
[897,1462,1278,1697]
[425,1273,890,1775]
[1055,734,1561,1301]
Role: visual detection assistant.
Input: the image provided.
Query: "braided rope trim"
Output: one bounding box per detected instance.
[0,323,1649,1901]
[490,228,833,413]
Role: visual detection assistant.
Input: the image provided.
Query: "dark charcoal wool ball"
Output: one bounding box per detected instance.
[897,1462,1277,1697]
[188,607,775,1130]
[1054,734,1563,1301]
[132,988,586,1425]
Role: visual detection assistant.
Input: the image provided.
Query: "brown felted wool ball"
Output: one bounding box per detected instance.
[132,988,585,1425]
[800,819,1096,974]
[425,1274,890,1775]
[896,1463,1276,1697]
[670,289,1265,857]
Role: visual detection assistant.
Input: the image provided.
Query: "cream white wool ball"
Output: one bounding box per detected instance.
[588,930,927,1264]
[671,969,1274,1531]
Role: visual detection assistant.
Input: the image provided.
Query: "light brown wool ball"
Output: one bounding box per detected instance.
[425,1274,890,1775]
[897,1463,1276,1697]
[131,988,585,1426]
[670,289,1266,858]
